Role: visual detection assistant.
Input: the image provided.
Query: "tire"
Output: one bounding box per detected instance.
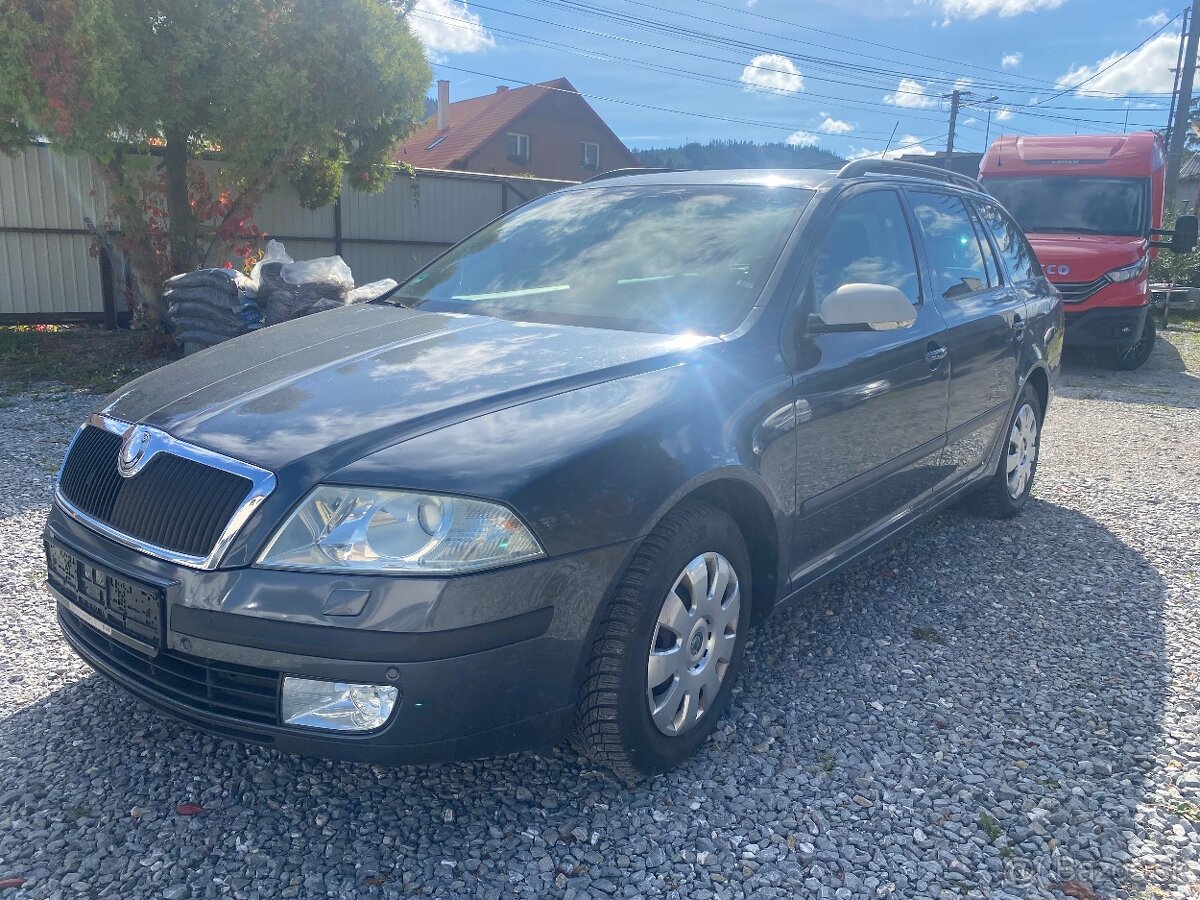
[1103,314,1155,371]
[574,501,752,781]
[964,383,1043,519]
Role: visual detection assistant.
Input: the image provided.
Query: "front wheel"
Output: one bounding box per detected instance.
[963,384,1042,519]
[574,501,751,781]
[1103,314,1155,371]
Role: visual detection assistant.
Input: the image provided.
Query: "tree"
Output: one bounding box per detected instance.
[1150,208,1200,286]
[0,0,430,330]
[634,140,844,171]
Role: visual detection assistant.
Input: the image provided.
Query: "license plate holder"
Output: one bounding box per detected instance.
[46,539,164,656]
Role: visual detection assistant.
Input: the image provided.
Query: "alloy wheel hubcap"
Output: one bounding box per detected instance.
[1006,403,1039,499]
[646,552,740,737]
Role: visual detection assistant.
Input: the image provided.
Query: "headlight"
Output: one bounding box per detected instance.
[257,486,544,574]
[1105,255,1149,284]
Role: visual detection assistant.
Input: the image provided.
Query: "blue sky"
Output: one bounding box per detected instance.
[406,0,1180,160]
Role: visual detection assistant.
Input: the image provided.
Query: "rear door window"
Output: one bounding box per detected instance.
[908,191,992,301]
[811,189,922,305]
[974,200,1042,283]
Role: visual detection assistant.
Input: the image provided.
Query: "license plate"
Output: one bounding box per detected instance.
[46,540,163,655]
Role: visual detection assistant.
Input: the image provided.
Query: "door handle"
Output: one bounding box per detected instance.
[1012,316,1026,342]
[924,342,948,368]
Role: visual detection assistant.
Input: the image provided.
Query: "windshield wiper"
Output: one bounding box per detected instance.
[1027,225,1105,235]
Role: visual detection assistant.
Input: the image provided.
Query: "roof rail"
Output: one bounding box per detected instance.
[583,167,687,182]
[836,158,984,192]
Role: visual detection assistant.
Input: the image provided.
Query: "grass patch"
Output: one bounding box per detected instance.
[808,751,836,775]
[1163,799,1200,823]
[0,325,178,394]
[911,626,946,644]
[978,811,1002,842]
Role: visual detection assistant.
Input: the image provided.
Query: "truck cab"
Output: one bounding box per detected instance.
[980,132,1197,369]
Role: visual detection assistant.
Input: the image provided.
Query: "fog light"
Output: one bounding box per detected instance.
[281,677,398,732]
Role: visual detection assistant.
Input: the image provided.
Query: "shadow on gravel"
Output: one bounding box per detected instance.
[1060,336,1200,410]
[0,499,1170,898]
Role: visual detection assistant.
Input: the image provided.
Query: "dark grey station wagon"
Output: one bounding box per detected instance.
[46,161,1062,778]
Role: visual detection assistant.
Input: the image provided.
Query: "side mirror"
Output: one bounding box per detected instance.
[1153,214,1199,254]
[812,283,917,332]
[1172,214,1198,254]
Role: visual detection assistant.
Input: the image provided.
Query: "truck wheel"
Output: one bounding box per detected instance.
[574,501,751,781]
[1104,315,1155,371]
[963,383,1042,520]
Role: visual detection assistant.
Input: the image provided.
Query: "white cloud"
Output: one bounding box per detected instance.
[1001,52,1022,67]
[818,115,854,134]
[1139,10,1169,27]
[932,0,1064,22]
[409,0,495,61]
[741,54,804,94]
[996,107,1014,121]
[1054,33,1180,97]
[884,78,938,109]
[786,130,819,147]
[963,117,978,126]
[954,77,973,91]
[848,135,934,160]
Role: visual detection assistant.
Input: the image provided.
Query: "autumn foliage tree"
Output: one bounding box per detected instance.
[0,0,430,329]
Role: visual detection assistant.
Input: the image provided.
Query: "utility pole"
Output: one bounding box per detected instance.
[944,90,962,170]
[1166,7,1190,140]
[1166,0,1200,207]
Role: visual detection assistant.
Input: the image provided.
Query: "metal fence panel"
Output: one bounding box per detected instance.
[0,145,574,323]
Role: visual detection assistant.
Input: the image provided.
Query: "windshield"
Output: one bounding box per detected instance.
[391,184,812,334]
[982,176,1148,237]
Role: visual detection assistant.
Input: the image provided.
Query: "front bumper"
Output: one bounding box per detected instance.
[46,506,632,763]
[1063,302,1149,349]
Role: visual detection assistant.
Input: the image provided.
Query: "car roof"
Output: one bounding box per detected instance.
[563,168,840,191]
[565,164,988,197]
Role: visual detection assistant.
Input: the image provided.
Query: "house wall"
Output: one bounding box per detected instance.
[0,144,571,324]
[462,93,639,182]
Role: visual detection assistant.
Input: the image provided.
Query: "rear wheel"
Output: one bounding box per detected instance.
[963,384,1042,519]
[1103,314,1155,371]
[574,501,751,781]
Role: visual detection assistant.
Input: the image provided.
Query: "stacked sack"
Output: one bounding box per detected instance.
[164,241,400,354]
[163,268,265,353]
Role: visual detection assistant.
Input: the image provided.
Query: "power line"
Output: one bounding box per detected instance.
[466,0,987,106]
[411,10,967,134]
[514,0,1174,101]
[430,60,946,152]
[516,0,1082,97]
[674,0,1073,89]
[1027,9,1182,108]
[420,7,1168,137]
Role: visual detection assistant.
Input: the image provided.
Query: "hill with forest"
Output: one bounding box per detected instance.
[633,140,843,171]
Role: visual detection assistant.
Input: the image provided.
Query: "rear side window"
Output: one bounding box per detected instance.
[974,200,1041,283]
[909,191,991,300]
[967,204,1001,288]
[811,190,921,305]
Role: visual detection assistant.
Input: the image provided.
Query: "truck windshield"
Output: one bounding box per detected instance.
[391,184,811,335]
[983,176,1147,237]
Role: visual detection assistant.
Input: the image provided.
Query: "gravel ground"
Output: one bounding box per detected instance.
[2,325,1199,900]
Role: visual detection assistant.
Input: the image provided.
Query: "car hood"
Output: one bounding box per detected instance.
[1025,233,1147,283]
[100,304,717,473]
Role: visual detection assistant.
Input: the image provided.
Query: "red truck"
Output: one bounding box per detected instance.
[980,132,1197,369]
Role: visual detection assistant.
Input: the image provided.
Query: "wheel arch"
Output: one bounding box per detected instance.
[682,478,783,627]
[1024,364,1050,416]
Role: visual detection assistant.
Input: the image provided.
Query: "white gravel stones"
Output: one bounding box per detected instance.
[2,325,1200,899]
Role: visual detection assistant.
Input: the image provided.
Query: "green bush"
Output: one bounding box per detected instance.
[1150,209,1200,286]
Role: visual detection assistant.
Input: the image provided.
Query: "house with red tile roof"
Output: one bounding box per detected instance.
[396,78,641,182]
